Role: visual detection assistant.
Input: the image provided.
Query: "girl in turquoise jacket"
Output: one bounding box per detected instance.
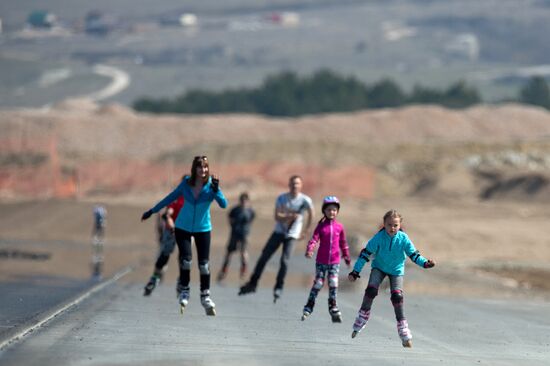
[141,156,227,316]
[348,209,435,347]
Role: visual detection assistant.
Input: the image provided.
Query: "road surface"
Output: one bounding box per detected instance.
[84,65,130,102]
[0,270,548,366]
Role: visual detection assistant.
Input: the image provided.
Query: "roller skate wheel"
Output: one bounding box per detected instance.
[351,331,358,338]
[402,339,413,348]
[331,313,342,323]
[205,307,216,316]
[238,284,256,296]
[273,289,282,303]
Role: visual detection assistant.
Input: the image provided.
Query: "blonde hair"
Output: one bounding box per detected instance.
[383,209,402,224]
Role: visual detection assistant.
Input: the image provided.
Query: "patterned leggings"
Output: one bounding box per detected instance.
[307,263,340,302]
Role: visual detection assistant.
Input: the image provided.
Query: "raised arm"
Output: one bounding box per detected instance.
[214,189,227,208]
[142,184,183,221]
[210,175,227,208]
[404,239,433,268]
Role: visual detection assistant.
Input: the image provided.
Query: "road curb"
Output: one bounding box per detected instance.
[0,265,133,352]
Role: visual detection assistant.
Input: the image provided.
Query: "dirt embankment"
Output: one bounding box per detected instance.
[1,100,550,299]
[2,99,550,203]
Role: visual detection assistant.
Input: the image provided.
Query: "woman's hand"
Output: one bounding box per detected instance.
[141,209,153,221]
[211,175,219,192]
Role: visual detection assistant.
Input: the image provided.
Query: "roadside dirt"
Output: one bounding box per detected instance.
[1,100,550,301]
[1,196,549,301]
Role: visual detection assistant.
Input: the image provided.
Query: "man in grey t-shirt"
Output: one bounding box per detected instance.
[239,175,313,302]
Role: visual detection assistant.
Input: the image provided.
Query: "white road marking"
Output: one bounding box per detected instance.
[84,64,130,102]
[0,266,133,351]
[38,68,72,87]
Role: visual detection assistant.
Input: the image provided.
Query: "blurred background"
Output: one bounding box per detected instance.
[1,0,550,343]
[1,0,550,108]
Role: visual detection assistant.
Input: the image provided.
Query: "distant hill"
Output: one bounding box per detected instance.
[2,99,550,202]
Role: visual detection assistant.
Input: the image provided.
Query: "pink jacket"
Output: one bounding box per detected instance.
[306,219,350,265]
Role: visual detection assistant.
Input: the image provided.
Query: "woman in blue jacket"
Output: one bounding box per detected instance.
[141,155,227,315]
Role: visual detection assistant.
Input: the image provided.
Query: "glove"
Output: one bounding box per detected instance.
[348,270,361,280]
[141,209,153,221]
[424,259,435,268]
[211,177,219,193]
[344,257,351,267]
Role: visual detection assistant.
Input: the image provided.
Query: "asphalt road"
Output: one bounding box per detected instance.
[0,273,548,366]
[0,276,94,342]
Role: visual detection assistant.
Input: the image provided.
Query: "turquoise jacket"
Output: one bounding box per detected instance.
[150,176,227,233]
[353,229,427,276]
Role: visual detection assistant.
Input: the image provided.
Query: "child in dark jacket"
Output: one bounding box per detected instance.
[217,192,256,281]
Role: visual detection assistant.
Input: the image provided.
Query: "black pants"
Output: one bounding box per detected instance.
[221,233,248,270]
[154,229,177,271]
[227,232,248,253]
[175,229,211,292]
[250,232,296,290]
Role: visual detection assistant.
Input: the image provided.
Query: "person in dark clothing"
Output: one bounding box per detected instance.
[91,204,107,280]
[217,192,256,282]
[143,196,184,296]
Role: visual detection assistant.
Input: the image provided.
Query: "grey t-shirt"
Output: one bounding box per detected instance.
[273,192,313,239]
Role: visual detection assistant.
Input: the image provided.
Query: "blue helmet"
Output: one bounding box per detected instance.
[322,195,340,213]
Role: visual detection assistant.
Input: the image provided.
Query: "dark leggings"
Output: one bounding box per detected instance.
[175,229,211,292]
[250,232,295,290]
[154,229,177,271]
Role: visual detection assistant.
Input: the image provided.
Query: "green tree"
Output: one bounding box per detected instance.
[368,79,406,108]
[519,76,550,109]
[133,97,172,113]
[300,69,368,113]
[442,81,481,108]
[408,80,480,108]
[132,70,484,116]
[408,85,442,105]
[254,71,301,116]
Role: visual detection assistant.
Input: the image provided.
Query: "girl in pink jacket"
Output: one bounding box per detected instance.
[301,196,351,322]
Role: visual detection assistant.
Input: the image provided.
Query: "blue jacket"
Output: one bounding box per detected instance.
[353,230,427,276]
[150,176,227,233]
